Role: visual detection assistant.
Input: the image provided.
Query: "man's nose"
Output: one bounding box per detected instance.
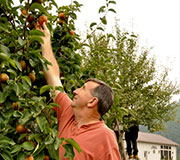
[73,88,78,95]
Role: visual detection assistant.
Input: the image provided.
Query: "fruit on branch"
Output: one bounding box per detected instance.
[11,102,20,110]
[28,72,36,83]
[22,9,27,16]
[0,73,9,83]
[19,60,27,71]
[26,155,34,160]
[69,30,75,36]
[16,124,26,134]
[59,12,66,20]
[38,15,47,26]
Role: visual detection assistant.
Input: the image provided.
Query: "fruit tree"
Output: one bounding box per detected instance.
[0,0,83,159]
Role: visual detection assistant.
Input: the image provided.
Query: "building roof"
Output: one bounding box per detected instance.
[137,132,179,146]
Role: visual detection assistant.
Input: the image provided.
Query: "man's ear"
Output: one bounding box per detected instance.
[87,97,98,108]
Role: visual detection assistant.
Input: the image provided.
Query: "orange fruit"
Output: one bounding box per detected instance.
[38,15,47,26]
[28,72,36,83]
[69,30,75,36]
[33,0,43,4]
[59,12,66,20]
[16,124,26,134]
[19,60,27,71]
[43,155,50,160]
[22,9,27,16]
[58,19,65,25]
[27,14,34,22]
[11,102,19,110]
[26,155,34,160]
[0,73,9,83]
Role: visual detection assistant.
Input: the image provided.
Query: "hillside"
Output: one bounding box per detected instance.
[140,106,180,160]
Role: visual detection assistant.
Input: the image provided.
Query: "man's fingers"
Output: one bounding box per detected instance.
[42,22,48,30]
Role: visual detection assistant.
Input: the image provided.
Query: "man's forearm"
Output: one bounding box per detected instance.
[36,22,62,96]
[42,42,61,88]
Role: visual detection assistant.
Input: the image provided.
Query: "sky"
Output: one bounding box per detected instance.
[69,0,179,101]
[68,0,180,101]
[14,0,180,101]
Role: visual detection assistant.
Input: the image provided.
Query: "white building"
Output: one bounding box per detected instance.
[135,132,179,160]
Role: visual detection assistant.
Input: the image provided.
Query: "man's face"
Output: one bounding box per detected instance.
[71,81,99,108]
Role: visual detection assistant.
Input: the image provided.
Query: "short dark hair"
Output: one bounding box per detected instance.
[86,78,114,116]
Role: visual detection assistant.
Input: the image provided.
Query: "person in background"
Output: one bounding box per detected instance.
[125,125,139,159]
[36,22,122,160]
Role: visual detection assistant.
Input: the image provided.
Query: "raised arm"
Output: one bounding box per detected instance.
[36,22,62,97]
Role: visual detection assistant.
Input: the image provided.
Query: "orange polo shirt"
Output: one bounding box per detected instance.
[54,92,121,160]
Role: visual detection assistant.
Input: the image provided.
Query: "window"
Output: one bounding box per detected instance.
[160,145,173,160]
[144,151,147,158]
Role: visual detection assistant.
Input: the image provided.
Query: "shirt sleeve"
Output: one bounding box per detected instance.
[54,92,73,124]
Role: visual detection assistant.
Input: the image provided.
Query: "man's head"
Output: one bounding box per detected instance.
[85,78,114,116]
[72,78,114,116]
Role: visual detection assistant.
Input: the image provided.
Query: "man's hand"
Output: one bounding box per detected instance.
[35,22,51,48]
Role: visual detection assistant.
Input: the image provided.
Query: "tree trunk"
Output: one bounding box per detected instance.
[116,119,127,160]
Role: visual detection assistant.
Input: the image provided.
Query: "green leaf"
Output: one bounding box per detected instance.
[0,149,13,160]
[0,24,10,33]
[18,36,26,46]
[21,141,34,151]
[33,143,45,157]
[9,59,17,69]
[14,83,20,96]
[29,36,44,44]
[0,92,7,103]
[97,27,104,31]
[98,6,106,13]
[7,69,17,76]
[14,60,23,71]
[40,85,53,95]
[13,110,23,118]
[89,22,97,30]
[20,109,32,124]
[11,145,21,154]
[69,12,77,20]
[45,135,54,145]
[28,133,40,141]
[29,3,48,15]
[55,86,64,92]
[49,103,60,108]
[65,138,81,153]
[54,137,63,150]
[21,76,31,87]
[36,113,49,133]
[108,8,116,13]
[29,30,45,37]
[46,144,59,160]
[63,144,74,160]
[0,52,10,61]
[17,151,26,160]
[0,136,15,145]
[108,0,116,4]
[100,17,107,25]
[32,143,39,155]
[0,44,10,54]
[107,33,116,40]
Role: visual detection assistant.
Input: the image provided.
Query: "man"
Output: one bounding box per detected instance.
[37,22,121,160]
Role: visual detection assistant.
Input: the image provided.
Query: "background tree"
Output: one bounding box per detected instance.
[80,23,180,158]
